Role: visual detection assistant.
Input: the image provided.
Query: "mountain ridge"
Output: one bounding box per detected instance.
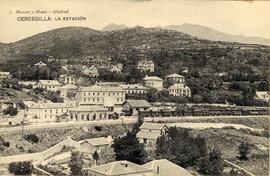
[164,23,270,46]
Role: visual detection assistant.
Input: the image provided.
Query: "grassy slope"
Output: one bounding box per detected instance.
[0,88,33,102]
[191,128,269,176]
[0,124,132,157]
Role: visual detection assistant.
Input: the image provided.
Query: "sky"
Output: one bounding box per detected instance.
[0,0,270,43]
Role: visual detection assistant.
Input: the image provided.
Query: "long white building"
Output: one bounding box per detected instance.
[23,101,73,123]
[75,85,125,113]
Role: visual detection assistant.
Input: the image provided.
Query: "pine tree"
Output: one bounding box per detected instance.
[69,151,83,175]
[112,131,147,164]
[238,141,250,160]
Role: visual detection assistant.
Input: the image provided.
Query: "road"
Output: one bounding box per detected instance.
[0,115,267,134]
[0,118,137,134]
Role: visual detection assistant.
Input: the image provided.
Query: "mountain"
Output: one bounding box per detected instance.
[102,23,128,31]
[0,26,269,73]
[165,23,270,46]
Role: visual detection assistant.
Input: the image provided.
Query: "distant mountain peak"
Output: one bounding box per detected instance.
[165,24,270,46]
[102,23,128,31]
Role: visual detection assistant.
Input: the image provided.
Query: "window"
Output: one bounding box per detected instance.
[143,138,147,144]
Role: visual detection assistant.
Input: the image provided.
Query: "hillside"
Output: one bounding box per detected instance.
[102,23,128,31]
[0,26,269,106]
[165,23,270,46]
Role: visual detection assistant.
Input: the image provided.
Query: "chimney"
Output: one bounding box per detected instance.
[157,166,160,174]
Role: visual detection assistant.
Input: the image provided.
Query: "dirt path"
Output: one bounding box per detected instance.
[167,122,261,131]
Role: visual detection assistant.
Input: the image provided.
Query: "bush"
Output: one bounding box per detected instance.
[238,141,251,160]
[24,134,39,143]
[94,126,102,131]
[3,105,18,116]
[8,161,33,175]
[4,142,10,147]
[221,126,236,130]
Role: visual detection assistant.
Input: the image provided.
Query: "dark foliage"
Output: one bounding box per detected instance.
[68,151,83,176]
[238,141,251,160]
[24,134,39,143]
[112,131,147,164]
[3,105,18,116]
[8,161,33,175]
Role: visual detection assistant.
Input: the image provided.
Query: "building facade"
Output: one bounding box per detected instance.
[120,84,148,95]
[75,85,125,113]
[23,101,73,123]
[79,136,113,159]
[142,75,163,91]
[0,72,12,80]
[59,84,78,99]
[137,60,155,72]
[165,73,185,84]
[82,65,99,77]
[254,91,270,102]
[59,74,76,85]
[34,61,47,68]
[137,122,168,149]
[122,100,151,116]
[168,83,191,97]
[69,106,115,122]
[35,80,61,91]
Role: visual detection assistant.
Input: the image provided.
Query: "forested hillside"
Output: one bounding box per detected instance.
[0,26,269,106]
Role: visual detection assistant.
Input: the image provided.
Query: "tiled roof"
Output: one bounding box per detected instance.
[0,72,10,75]
[143,76,163,81]
[143,159,193,176]
[165,73,184,78]
[70,106,109,112]
[86,160,152,175]
[84,136,113,147]
[79,85,124,92]
[59,84,78,90]
[121,84,148,90]
[137,131,161,140]
[38,80,60,86]
[140,122,167,131]
[125,100,151,108]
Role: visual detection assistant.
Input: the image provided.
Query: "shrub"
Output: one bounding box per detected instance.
[24,134,39,143]
[8,161,33,175]
[238,141,251,160]
[94,126,102,131]
[221,126,236,130]
[69,151,83,176]
[4,142,10,147]
[3,105,18,116]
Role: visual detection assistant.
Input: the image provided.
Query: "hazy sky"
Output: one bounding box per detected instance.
[0,0,270,43]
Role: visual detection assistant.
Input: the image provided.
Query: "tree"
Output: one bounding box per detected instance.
[112,131,147,164]
[238,141,251,160]
[8,161,33,175]
[69,151,83,175]
[155,127,209,168]
[3,105,18,116]
[209,147,223,175]
[93,151,100,165]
